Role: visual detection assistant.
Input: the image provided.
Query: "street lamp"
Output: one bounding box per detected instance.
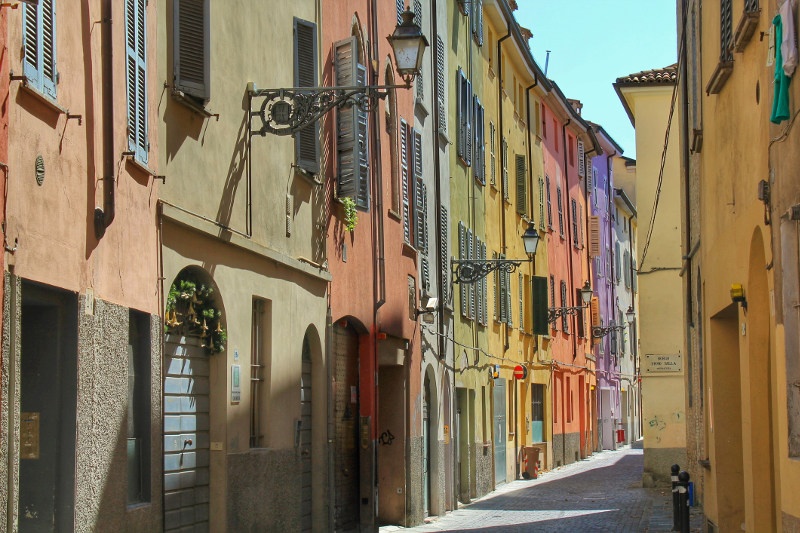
[451,223,540,284]
[247,8,428,137]
[592,305,636,338]
[547,280,593,324]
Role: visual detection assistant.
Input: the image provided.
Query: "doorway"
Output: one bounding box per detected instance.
[333,322,360,531]
[493,379,506,485]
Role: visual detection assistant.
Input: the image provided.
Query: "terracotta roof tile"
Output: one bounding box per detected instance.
[616,64,678,85]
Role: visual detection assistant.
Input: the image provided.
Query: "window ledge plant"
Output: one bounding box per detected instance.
[165,274,226,353]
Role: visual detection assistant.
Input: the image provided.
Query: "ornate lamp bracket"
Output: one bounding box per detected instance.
[451,258,524,285]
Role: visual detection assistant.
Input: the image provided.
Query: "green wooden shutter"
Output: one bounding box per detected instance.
[538,176,545,229]
[295,18,320,174]
[174,0,210,103]
[532,276,548,335]
[126,0,148,163]
[515,154,526,215]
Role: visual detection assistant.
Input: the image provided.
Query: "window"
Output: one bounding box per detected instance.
[128,310,152,504]
[474,96,485,184]
[577,140,585,177]
[720,0,733,63]
[414,0,424,101]
[173,0,210,104]
[489,122,496,186]
[532,276,549,335]
[556,186,564,237]
[546,176,553,228]
[250,299,269,448]
[401,119,412,242]
[440,206,449,300]
[538,176,545,230]
[560,280,568,332]
[125,0,148,164]
[457,69,473,165]
[436,35,446,134]
[571,198,579,247]
[296,19,321,174]
[549,275,556,330]
[413,128,427,252]
[515,155,526,215]
[471,0,483,46]
[568,135,575,167]
[22,0,57,99]
[501,137,509,201]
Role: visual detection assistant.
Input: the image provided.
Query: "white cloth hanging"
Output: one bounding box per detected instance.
[781,0,798,76]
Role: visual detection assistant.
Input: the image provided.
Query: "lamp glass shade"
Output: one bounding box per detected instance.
[522,223,540,255]
[388,10,429,79]
[580,281,593,305]
[625,306,635,324]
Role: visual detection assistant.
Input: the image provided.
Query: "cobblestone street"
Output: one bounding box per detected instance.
[381,442,704,532]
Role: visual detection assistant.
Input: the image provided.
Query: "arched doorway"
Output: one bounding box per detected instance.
[163,267,225,533]
[422,366,439,517]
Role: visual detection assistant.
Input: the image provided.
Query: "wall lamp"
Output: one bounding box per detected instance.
[248,8,428,136]
[451,223,540,284]
[548,281,593,324]
[592,305,635,338]
[415,294,439,323]
[730,283,747,311]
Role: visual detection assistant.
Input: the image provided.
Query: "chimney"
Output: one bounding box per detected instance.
[567,99,583,115]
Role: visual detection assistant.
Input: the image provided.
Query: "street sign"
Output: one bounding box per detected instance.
[513,365,527,380]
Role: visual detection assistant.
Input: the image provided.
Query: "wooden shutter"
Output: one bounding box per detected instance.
[556,187,564,236]
[41,0,56,98]
[546,176,552,226]
[480,242,488,325]
[615,242,622,281]
[591,296,601,344]
[589,216,601,257]
[501,138,509,200]
[457,69,465,160]
[571,198,578,247]
[397,0,405,23]
[421,256,430,292]
[296,19,320,174]
[355,63,370,209]
[539,177,545,229]
[516,154,526,215]
[474,97,485,184]
[174,0,210,102]
[436,36,446,133]
[505,261,513,328]
[575,288,585,338]
[518,274,524,331]
[499,254,507,323]
[23,0,57,97]
[413,0,423,101]
[476,0,484,46]
[560,281,568,332]
[414,130,425,250]
[459,222,466,316]
[577,140,585,177]
[400,120,411,242]
[532,276,548,335]
[493,251,500,321]
[549,275,556,330]
[440,206,449,300]
[489,122,496,186]
[126,0,148,163]
[22,2,39,87]
[468,229,475,319]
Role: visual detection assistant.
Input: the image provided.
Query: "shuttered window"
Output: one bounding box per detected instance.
[297,19,321,174]
[480,242,488,325]
[577,140,585,177]
[457,69,472,165]
[549,275,556,330]
[489,122,496,186]
[472,0,483,46]
[560,281,569,333]
[504,257,513,328]
[501,138,509,201]
[518,273,524,332]
[414,0,423,101]
[624,250,631,288]
[23,0,57,99]
[400,119,411,242]
[493,251,500,322]
[615,242,622,282]
[436,35,446,134]
[440,206,449,301]
[720,0,733,62]
[499,254,508,324]
[546,176,552,228]
[538,177,545,230]
[556,186,564,237]
[532,276,548,335]
[575,288,585,338]
[468,229,475,320]
[473,97,485,184]
[459,222,467,317]
[589,215,601,257]
[125,0,148,164]
[592,167,599,208]
[414,129,426,251]
[515,155,526,215]
[571,198,579,247]
[173,0,210,103]
[397,0,405,23]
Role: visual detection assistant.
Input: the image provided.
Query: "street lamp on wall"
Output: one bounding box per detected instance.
[592,305,636,338]
[247,9,428,137]
[451,223,540,284]
[547,280,593,324]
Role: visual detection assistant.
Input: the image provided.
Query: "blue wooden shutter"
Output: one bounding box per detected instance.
[41,0,57,98]
[22,2,41,90]
[174,0,210,103]
[126,0,148,163]
[296,18,320,174]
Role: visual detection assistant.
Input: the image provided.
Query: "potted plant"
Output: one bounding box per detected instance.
[165,273,227,353]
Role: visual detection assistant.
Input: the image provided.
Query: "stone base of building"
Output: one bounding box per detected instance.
[642,447,688,488]
[552,432,582,468]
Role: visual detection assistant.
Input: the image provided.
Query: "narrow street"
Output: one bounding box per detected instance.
[382,442,704,532]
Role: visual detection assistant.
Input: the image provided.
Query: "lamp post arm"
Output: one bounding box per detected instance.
[451,258,526,285]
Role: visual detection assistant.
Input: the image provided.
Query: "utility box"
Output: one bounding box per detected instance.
[521,446,540,479]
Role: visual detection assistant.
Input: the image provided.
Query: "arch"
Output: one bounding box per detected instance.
[422,363,441,516]
[301,324,326,532]
[744,227,776,531]
[350,14,367,65]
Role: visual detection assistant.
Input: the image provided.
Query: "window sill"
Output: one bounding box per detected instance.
[415,98,430,118]
[402,242,418,261]
[170,86,218,120]
[705,60,733,95]
[125,153,159,178]
[295,166,322,187]
[733,10,760,53]
[18,80,68,116]
[388,208,402,221]
[438,130,450,146]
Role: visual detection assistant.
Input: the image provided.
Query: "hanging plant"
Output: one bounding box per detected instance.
[340,196,358,232]
[165,274,227,353]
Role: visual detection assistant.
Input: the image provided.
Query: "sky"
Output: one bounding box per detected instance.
[514,1,678,158]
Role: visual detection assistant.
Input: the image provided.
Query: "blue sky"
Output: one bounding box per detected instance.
[514,1,678,158]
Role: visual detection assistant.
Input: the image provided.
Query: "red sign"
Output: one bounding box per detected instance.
[513,365,527,380]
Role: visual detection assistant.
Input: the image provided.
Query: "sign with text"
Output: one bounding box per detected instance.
[643,353,683,374]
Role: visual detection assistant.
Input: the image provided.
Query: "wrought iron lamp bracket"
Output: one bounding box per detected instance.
[547,305,586,324]
[247,82,410,137]
[591,323,627,339]
[451,258,525,285]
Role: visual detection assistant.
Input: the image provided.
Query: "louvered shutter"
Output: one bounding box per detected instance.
[499,254,507,324]
[476,0,484,46]
[126,0,148,163]
[459,222,467,316]
[591,297,601,345]
[516,155,526,215]
[624,250,631,287]
[336,37,359,199]
[400,120,411,242]
[577,140,585,177]
[575,288,585,338]
[501,138,509,200]
[414,0,423,101]
[397,0,405,23]
[466,79,472,165]
[549,276,556,329]
[22,2,40,89]
[532,276,548,335]
[414,130,425,250]
[474,97,485,184]
[593,167,599,207]
[538,177,545,229]
[467,229,475,320]
[560,281,568,332]
[615,242,622,281]
[296,19,320,174]
[480,242,488,325]
[174,0,210,102]
[571,199,579,246]
[355,64,370,209]
[556,187,564,236]
[41,0,56,98]
[457,70,468,162]
[589,216,601,257]
[440,206,449,300]
[505,260,513,328]
[436,36,446,133]
[489,122,496,186]
[518,274,524,331]
[421,256,430,292]
[546,176,552,227]
[493,251,500,321]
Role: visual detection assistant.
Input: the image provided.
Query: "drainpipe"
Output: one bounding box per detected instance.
[497,31,510,349]
[605,150,617,439]
[560,119,576,359]
[94,0,115,238]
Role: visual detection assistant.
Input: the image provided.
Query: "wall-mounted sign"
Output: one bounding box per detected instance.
[443,424,450,445]
[231,364,241,403]
[642,353,683,374]
[21,412,40,459]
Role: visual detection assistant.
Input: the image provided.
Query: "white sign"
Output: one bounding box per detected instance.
[643,353,683,374]
[231,364,241,403]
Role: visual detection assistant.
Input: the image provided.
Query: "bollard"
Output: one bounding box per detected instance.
[677,470,691,533]
[671,464,680,531]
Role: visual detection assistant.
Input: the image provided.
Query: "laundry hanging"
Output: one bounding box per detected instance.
[771,0,798,123]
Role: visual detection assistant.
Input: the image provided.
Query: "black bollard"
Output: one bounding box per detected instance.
[671,464,680,531]
[678,470,691,533]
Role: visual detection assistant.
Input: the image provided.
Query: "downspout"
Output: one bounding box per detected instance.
[497,31,510,348]
[94,0,115,238]
[560,119,575,359]
[680,0,692,328]
[582,142,597,453]
[605,150,617,442]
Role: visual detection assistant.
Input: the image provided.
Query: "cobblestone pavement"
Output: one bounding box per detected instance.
[381,443,704,532]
